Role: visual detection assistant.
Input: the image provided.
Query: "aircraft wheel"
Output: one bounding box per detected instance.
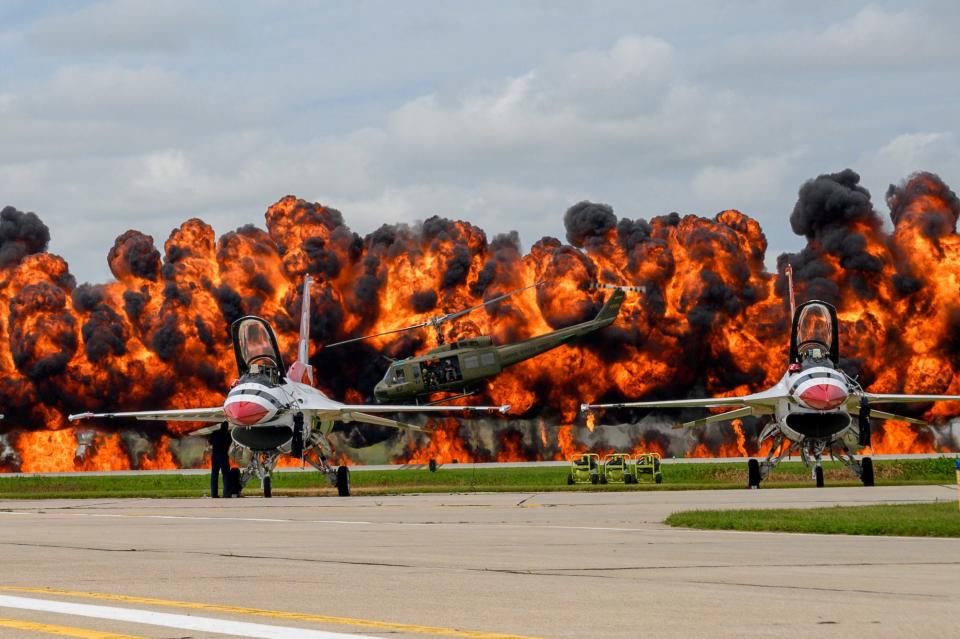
[861,457,874,487]
[566,474,574,485]
[228,468,242,497]
[815,466,824,488]
[336,465,351,497]
[655,473,663,484]
[263,475,272,498]
[747,459,761,488]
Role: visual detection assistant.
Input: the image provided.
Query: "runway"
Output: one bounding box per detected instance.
[0,485,957,638]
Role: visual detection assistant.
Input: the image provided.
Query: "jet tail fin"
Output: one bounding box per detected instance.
[786,264,796,319]
[287,275,315,385]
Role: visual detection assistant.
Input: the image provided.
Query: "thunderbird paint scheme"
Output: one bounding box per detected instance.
[71,277,508,496]
[582,266,960,487]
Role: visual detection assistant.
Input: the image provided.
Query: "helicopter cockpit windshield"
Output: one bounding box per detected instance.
[790,301,839,365]
[382,365,406,385]
[231,316,285,381]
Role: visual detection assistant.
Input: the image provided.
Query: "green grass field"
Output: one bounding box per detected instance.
[665,501,960,537]
[0,456,955,499]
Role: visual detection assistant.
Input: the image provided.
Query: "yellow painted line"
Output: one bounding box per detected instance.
[0,587,541,639]
[0,616,144,639]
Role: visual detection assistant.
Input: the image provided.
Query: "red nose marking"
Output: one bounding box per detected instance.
[799,384,847,410]
[224,401,268,425]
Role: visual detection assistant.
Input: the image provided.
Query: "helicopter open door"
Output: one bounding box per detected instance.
[789,301,839,366]
[231,316,286,381]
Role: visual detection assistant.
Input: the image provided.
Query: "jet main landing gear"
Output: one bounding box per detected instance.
[302,435,352,496]
[747,431,795,489]
[336,465,351,496]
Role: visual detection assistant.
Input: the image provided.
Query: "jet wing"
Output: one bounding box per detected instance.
[298,400,509,432]
[581,387,785,413]
[862,393,960,404]
[675,406,755,430]
[338,412,431,432]
[69,408,226,423]
[300,399,510,417]
[862,409,928,426]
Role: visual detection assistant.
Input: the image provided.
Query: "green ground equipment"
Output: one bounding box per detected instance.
[567,453,601,485]
[601,453,634,484]
[634,452,663,484]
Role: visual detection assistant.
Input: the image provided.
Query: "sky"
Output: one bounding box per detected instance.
[1,0,959,284]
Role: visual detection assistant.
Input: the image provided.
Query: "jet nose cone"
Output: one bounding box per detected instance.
[799,384,847,410]
[224,400,268,426]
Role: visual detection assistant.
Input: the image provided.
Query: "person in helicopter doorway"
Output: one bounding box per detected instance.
[209,422,232,498]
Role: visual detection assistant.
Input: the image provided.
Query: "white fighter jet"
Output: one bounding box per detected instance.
[71,277,509,496]
[581,266,960,487]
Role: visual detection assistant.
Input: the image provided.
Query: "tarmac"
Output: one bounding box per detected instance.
[0,484,957,638]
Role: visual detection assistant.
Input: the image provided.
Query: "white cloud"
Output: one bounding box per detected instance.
[0,63,274,163]
[716,5,960,72]
[380,36,793,176]
[2,5,958,285]
[27,0,229,53]
[693,152,800,213]
[858,132,960,209]
[2,34,811,281]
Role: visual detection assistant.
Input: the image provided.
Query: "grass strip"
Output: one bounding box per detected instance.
[0,457,955,499]
[665,500,960,537]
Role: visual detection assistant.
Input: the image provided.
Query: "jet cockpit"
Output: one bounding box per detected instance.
[789,301,839,367]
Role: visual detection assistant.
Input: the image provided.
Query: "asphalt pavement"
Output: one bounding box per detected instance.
[0,484,957,638]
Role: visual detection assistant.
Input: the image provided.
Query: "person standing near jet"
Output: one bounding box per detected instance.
[209,422,232,498]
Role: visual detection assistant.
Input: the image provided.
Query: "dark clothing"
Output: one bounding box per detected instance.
[210,426,232,456]
[210,454,230,498]
[209,426,232,497]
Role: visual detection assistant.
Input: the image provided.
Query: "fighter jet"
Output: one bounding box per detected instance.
[70,276,508,497]
[581,266,960,487]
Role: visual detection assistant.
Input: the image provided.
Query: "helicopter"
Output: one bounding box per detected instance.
[327,283,638,403]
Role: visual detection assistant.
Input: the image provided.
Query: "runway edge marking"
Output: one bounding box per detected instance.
[0,615,145,639]
[0,587,543,639]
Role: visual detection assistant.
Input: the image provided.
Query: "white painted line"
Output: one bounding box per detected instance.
[86,513,375,525]
[0,594,371,639]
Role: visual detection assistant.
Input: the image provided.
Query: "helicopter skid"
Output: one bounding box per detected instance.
[421,390,477,406]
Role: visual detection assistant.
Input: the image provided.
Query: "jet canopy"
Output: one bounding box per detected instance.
[231,316,285,378]
[789,301,839,365]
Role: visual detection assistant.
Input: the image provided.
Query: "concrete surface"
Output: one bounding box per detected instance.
[0,485,957,638]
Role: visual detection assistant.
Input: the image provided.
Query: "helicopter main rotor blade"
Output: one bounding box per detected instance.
[324,321,432,348]
[437,282,541,323]
[325,281,541,348]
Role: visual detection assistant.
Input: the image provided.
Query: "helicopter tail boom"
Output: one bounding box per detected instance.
[496,289,627,367]
[593,288,626,326]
